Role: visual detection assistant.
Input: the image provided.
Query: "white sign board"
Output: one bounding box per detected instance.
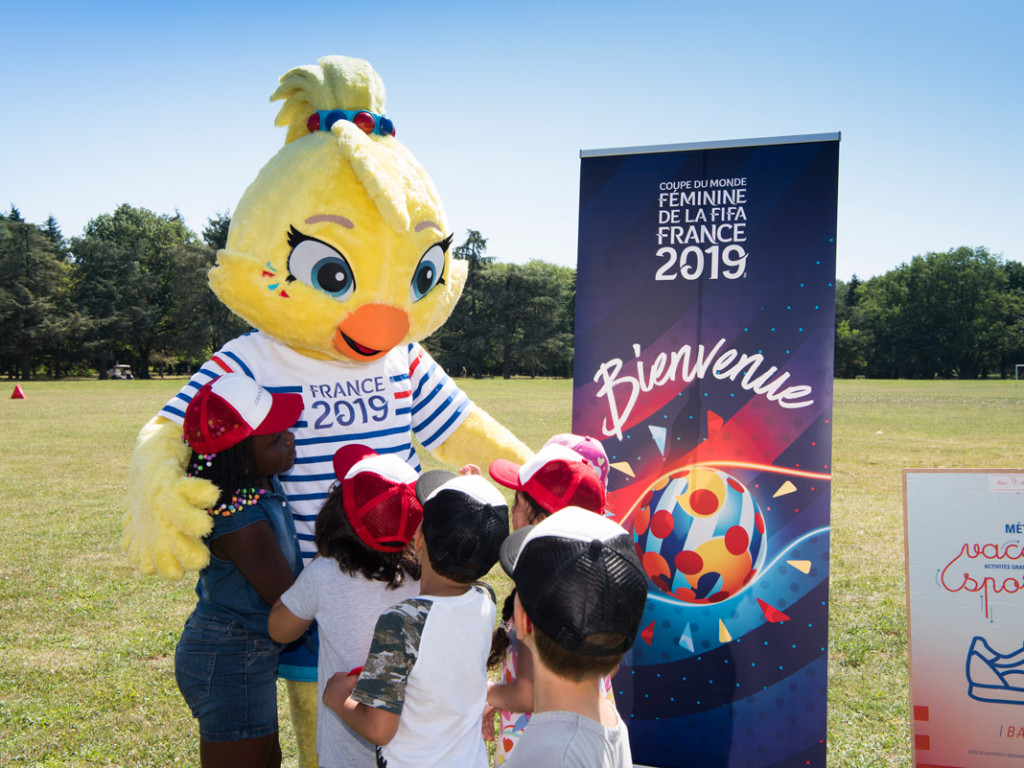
[904,469,1024,767]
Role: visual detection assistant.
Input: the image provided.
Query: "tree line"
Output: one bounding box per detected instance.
[3,204,1020,382]
[835,247,1024,379]
[0,206,574,380]
[0,204,247,380]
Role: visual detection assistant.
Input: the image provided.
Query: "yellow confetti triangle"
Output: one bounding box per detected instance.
[610,461,635,478]
[774,480,797,497]
[718,619,732,643]
[787,560,811,574]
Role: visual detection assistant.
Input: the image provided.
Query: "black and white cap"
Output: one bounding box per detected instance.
[500,506,648,657]
[416,470,509,580]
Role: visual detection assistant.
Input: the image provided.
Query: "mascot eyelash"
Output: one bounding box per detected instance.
[284,225,355,299]
[409,233,452,302]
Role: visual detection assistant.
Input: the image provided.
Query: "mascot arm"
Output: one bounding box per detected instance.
[431,405,532,469]
[121,415,220,579]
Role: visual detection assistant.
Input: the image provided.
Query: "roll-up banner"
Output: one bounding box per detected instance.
[573,134,840,767]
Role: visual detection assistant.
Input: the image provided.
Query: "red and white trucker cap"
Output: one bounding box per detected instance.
[543,433,610,488]
[332,445,422,552]
[489,443,606,515]
[183,374,303,455]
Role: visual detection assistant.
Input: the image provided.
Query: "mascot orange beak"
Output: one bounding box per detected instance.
[332,304,411,361]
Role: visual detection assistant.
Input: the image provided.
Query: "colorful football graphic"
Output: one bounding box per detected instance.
[632,466,767,604]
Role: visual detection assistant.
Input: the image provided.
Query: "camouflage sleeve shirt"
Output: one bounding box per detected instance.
[351,598,433,715]
[350,584,496,767]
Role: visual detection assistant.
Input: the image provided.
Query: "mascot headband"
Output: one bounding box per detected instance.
[306,109,396,137]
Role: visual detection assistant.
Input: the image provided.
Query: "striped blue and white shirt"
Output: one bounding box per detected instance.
[160,331,472,564]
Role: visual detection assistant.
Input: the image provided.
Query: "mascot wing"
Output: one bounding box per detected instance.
[122,416,219,578]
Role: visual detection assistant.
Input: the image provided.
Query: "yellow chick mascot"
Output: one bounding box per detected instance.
[122,55,530,767]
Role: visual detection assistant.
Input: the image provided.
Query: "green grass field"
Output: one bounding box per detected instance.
[1,377,1022,766]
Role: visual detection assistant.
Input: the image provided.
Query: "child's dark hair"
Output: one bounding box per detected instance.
[532,626,626,682]
[488,491,548,668]
[315,483,421,589]
[187,438,257,509]
[425,549,478,585]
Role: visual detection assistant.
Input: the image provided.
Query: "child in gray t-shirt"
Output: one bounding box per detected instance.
[498,507,648,768]
[269,445,423,768]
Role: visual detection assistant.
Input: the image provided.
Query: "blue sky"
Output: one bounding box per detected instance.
[2,0,1020,280]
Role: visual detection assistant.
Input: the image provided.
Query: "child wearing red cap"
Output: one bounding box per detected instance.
[485,438,611,766]
[173,374,304,768]
[268,446,423,768]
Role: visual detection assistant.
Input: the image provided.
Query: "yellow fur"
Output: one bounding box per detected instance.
[122,416,217,578]
[272,56,387,145]
[284,680,319,768]
[432,406,532,468]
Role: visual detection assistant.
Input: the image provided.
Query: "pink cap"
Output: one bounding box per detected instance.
[184,374,303,455]
[543,433,610,488]
[489,443,606,515]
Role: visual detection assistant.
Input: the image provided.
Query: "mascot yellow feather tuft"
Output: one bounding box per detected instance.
[122,55,531,768]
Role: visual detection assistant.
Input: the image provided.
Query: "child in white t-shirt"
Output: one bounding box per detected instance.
[269,445,423,768]
[322,471,510,768]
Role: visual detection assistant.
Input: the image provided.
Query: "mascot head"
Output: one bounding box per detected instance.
[210,55,467,363]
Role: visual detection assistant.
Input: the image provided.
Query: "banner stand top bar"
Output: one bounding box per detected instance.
[580,131,841,159]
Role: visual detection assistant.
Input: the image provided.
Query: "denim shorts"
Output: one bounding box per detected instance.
[174,610,283,742]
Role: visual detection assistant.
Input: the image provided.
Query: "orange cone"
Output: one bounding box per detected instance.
[11,384,25,399]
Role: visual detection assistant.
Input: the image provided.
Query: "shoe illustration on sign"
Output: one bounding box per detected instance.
[966,636,1024,705]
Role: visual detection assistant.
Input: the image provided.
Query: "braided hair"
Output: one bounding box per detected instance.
[187,438,258,511]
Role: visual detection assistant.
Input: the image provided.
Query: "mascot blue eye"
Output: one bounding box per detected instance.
[410,243,446,302]
[288,236,356,301]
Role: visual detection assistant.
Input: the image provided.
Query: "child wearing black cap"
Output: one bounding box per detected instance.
[322,471,509,768]
[498,506,648,768]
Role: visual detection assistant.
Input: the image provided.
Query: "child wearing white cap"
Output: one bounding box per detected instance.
[484,438,611,765]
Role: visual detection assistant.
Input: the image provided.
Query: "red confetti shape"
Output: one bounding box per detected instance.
[674,587,697,602]
[689,488,720,516]
[725,525,749,555]
[640,620,655,646]
[675,550,703,575]
[633,505,651,536]
[650,509,674,539]
[757,598,790,623]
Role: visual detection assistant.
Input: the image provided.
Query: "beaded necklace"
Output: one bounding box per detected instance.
[207,486,267,517]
